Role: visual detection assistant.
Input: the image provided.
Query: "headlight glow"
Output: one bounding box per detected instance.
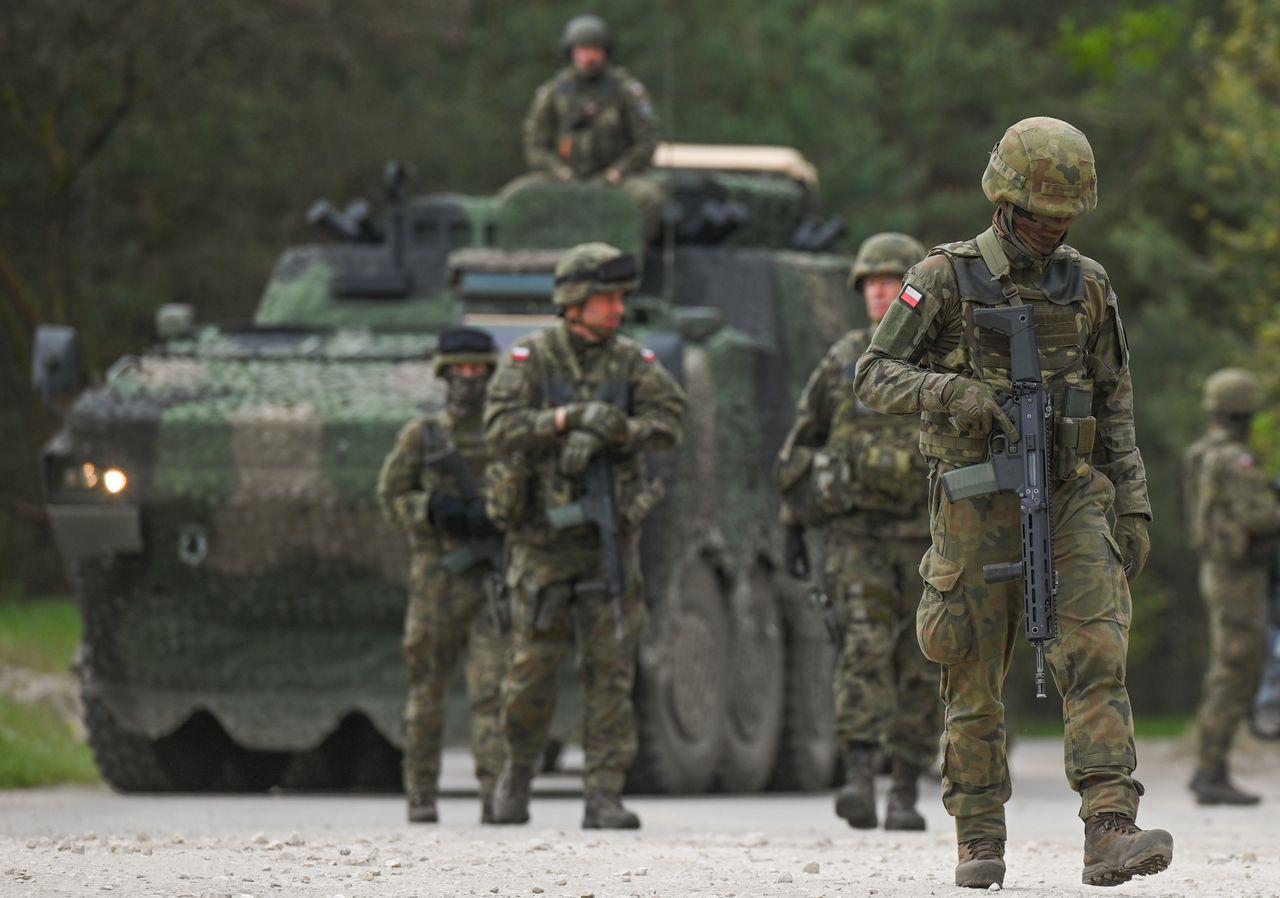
[81,463,98,489]
[103,469,128,494]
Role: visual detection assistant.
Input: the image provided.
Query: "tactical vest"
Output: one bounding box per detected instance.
[832,331,930,517]
[551,70,629,177]
[918,232,1098,482]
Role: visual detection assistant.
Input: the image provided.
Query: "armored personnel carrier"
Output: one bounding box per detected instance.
[34,146,862,793]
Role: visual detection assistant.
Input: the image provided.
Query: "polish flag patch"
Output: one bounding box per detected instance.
[899,284,924,312]
[1239,452,1256,469]
[511,345,531,362]
[641,348,656,363]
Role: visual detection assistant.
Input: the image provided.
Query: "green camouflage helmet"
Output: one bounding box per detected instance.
[560,14,613,56]
[982,116,1098,217]
[1203,367,1263,415]
[432,326,497,376]
[553,242,640,307]
[849,232,926,292]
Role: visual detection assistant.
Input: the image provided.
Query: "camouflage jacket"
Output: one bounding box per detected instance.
[1184,425,1280,563]
[853,229,1151,520]
[523,65,659,179]
[776,329,930,537]
[377,408,491,559]
[483,322,685,548]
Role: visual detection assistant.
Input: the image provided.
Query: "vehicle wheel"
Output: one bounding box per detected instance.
[225,747,291,792]
[716,565,784,792]
[83,693,224,792]
[769,599,837,790]
[627,555,729,794]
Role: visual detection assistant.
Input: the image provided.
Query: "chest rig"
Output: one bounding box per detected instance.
[919,230,1097,481]
[831,331,930,515]
[420,414,488,492]
[552,72,627,176]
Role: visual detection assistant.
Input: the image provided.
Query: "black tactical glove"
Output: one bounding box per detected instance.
[466,499,500,539]
[560,430,605,475]
[566,401,628,443]
[428,492,472,538]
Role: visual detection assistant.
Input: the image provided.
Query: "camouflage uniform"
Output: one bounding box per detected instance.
[1184,368,1280,804]
[485,244,684,825]
[377,330,507,822]
[776,232,940,831]
[501,17,663,241]
[855,118,1171,888]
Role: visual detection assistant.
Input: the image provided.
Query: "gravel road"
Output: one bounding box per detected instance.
[2,736,1276,898]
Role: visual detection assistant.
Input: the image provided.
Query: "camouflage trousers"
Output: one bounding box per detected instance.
[402,557,508,799]
[499,171,665,243]
[828,531,940,769]
[917,465,1138,842]
[502,533,647,795]
[1195,560,1269,771]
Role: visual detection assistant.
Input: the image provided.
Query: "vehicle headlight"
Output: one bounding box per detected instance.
[103,469,128,494]
[47,458,131,499]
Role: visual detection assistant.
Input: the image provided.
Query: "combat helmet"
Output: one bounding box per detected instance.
[560,14,613,57]
[433,326,497,376]
[1203,367,1263,416]
[849,232,926,292]
[982,116,1098,218]
[553,242,640,307]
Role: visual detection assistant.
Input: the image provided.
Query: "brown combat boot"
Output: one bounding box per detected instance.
[491,761,534,825]
[834,744,877,829]
[955,838,1005,888]
[582,790,641,829]
[406,791,438,824]
[883,760,926,831]
[1189,767,1261,806]
[1081,813,1172,886]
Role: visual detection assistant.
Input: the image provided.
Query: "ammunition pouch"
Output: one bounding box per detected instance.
[1053,414,1097,481]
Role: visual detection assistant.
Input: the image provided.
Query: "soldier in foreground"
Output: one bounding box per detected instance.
[377,327,507,824]
[484,243,685,829]
[853,117,1172,888]
[1184,367,1280,805]
[502,14,664,241]
[776,232,940,831]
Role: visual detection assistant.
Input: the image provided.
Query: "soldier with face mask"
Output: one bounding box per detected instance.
[484,242,684,829]
[776,232,941,832]
[854,117,1172,888]
[1184,367,1280,805]
[377,326,507,824]
[501,14,664,242]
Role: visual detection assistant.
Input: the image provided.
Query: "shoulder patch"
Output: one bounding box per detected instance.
[641,347,656,362]
[1239,452,1256,470]
[898,283,925,313]
[629,81,647,97]
[511,345,531,362]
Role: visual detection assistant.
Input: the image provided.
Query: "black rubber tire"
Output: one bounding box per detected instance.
[626,556,729,794]
[225,747,291,792]
[716,566,785,792]
[769,595,837,790]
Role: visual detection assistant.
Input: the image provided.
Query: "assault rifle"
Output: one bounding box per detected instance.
[423,442,509,632]
[939,305,1059,698]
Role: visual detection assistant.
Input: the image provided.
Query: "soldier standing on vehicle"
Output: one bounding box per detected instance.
[1184,367,1280,805]
[501,14,664,242]
[484,243,684,829]
[775,232,940,831]
[378,327,507,824]
[853,117,1173,889]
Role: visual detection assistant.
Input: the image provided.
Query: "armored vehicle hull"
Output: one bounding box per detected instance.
[41,148,861,793]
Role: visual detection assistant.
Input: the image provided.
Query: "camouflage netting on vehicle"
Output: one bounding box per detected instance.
[711,173,811,248]
[65,344,447,750]
[496,182,642,256]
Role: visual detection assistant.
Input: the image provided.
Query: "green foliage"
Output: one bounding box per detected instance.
[0,695,99,788]
[0,596,81,674]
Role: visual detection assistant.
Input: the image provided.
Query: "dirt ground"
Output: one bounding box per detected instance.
[1,735,1277,898]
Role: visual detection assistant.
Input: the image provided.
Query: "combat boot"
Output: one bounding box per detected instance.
[1081,813,1172,886]
[834,744,877,829]
[406,791,438,824]
[491,761,534,825]
[582,790,641,829]
[480,791,496,825]
[1189,767,1261,806]
[955,838,1005,888]
[883,760,926,831]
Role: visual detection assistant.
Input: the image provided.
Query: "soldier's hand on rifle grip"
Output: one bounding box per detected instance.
[1113,514,1150,583]
[560,430,605,475]
[928,375,1019,443]
[567,401,628,443]
[428,492,473,538]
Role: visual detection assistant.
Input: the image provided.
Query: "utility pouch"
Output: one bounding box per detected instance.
[1053,385,1096,480]
[533,582,572,633]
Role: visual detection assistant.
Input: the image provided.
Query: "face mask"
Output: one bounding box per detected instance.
[1008,204,1073,258]
[446,372,489,415]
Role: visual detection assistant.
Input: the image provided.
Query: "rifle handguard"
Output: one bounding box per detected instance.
[940,462,999,502]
